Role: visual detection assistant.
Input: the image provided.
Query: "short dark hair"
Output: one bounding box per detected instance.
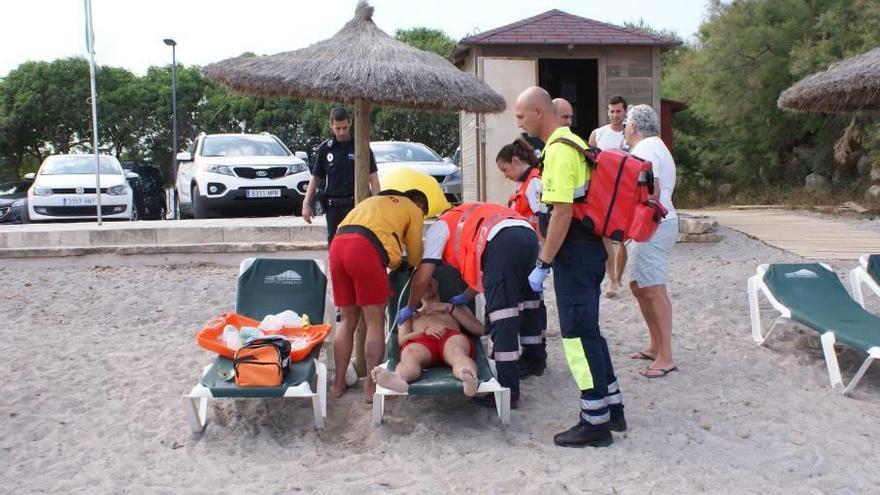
[608,96,628,109]
[329,107,350,122]
[403,189,429,215]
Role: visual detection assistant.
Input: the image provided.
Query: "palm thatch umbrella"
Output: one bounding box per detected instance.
[203,0,505,203]
[778,46,880,113]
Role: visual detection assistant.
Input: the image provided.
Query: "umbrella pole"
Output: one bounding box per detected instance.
[352,98,372,377]
[353,99,372,204]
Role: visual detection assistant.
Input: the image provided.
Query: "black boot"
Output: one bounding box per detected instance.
[553,422,613,448]
[517,357,547,378]
[608,405,627,432]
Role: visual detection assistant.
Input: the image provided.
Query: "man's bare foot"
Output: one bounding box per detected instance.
[331,381,347,398]
[371,366,409,393]
[604,282,620,298]
[629,350,656,361]
[459,367,478,397]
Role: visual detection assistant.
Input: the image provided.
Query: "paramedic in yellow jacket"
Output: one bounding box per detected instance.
[328,189,429,402]
[516,86,625,448]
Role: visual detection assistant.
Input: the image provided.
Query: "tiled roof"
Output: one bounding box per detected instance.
[460,9,679,46]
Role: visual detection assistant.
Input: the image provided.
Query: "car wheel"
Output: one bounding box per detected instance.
[130,205,139,221]
[21,207,30,224]
[192,185,208,219]
[292,198,303,217]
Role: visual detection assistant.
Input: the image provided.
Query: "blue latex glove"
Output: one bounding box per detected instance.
[396,305,416,325]
[528,266,550,292]
[448,292,473,306]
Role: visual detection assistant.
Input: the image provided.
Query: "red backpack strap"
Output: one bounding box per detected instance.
[548,137,600,168]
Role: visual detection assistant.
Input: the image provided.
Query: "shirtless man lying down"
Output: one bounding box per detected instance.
[371,275,485,396]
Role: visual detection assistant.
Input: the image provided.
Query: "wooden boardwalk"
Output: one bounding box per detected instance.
[693,209,880,260]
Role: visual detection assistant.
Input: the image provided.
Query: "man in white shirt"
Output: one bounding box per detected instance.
[588,96,628,297]
[623,104,679,379]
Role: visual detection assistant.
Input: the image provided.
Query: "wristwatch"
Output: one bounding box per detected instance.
[536,258,552,269]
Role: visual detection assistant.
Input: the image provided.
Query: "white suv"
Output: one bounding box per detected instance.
[175,133,311,218]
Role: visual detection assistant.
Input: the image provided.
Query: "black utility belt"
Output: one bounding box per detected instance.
[323,196,355,208]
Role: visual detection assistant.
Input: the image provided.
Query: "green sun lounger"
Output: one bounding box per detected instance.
[748,263,880,394]
[849,254,880,309]
[372,264,511,425]
[183,258,329,431]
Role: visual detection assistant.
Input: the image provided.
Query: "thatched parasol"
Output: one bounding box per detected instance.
[778,46,880,113]
[203,0,506,203]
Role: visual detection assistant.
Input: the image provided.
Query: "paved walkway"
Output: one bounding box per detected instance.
[696,209,880,260]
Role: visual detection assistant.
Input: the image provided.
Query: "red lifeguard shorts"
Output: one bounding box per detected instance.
[329,233,391,307]
[401,329,476,365]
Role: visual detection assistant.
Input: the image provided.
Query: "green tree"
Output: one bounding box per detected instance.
[663,0,880,199]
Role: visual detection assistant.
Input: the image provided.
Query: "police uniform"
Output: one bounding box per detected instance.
[422,202,540,403]
[312,138,378,243]
[540,127,624,444]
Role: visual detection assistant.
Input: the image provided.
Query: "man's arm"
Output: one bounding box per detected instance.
[301,175,324,224]
[588,129,598,147]
[397,318,426,345]
[451,305,485,336]
[369,172,381,196]
[404,210,424,266]
[539,202,572,264]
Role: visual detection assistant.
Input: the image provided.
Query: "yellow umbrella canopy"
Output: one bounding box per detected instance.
[379,168,451,217]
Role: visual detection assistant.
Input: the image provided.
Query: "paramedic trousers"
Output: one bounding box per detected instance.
[481,226,541,401]
[552,234,623,430]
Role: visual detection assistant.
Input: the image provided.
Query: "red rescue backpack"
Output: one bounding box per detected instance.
[547,138,667,242]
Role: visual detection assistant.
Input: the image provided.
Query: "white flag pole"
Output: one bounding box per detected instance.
[84,0,102,225]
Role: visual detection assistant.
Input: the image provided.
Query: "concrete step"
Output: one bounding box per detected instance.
[0,217,328,250]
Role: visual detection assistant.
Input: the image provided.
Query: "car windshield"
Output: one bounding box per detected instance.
[371,142,442,164]
[39,156,122,175]
[0,181,31,195]
[200,136,290,157]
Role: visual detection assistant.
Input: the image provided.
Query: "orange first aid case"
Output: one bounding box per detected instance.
[197,312,330,362]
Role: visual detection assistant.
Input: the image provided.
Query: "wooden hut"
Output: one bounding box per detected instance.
[453,9,679,203]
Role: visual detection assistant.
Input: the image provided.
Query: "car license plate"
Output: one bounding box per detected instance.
[62,197,96,206]
[246,189,281,198]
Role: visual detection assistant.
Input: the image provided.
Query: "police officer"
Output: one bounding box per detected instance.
[302,107,381,244]
[515,86,625,448]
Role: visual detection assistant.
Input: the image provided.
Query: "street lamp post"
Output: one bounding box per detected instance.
[163,38,178,219]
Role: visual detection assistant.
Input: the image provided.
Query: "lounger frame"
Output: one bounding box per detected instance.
[848,254,880,309]
[748,263,879,395]
[373,274,511,426]
[183,361,328,432]
[183,258,329,432]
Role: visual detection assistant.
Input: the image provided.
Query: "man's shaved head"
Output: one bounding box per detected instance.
[515,86,557,141]
[553,98,574,127]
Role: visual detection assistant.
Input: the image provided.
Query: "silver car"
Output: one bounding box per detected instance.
[371,141,461,203]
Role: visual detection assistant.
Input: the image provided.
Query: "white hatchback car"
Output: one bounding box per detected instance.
[175,133,311,218]
[25,154,135,222]
[371,141,461,203]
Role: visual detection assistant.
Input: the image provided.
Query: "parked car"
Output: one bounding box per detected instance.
[121,162,167,220]
[371,141,461,203]
[0,179,32,224]
[175,133,310,219]
[25,154,136,222]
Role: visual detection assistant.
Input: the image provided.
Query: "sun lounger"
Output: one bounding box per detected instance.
[183,258,329,431]
[747,263,880,394]
[372,265,511,425]
[848,254,880,309]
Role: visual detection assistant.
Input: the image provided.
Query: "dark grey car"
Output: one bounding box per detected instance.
[0,180,31,224]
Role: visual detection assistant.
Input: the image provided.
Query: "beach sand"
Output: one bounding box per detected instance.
[1,227,878,493]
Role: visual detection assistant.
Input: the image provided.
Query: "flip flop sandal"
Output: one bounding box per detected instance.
[640,366,679,378]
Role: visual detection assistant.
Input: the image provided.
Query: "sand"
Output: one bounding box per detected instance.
[1,227,879,494]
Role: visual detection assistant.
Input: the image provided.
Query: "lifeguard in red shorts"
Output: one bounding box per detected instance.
[329,189,429,402]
